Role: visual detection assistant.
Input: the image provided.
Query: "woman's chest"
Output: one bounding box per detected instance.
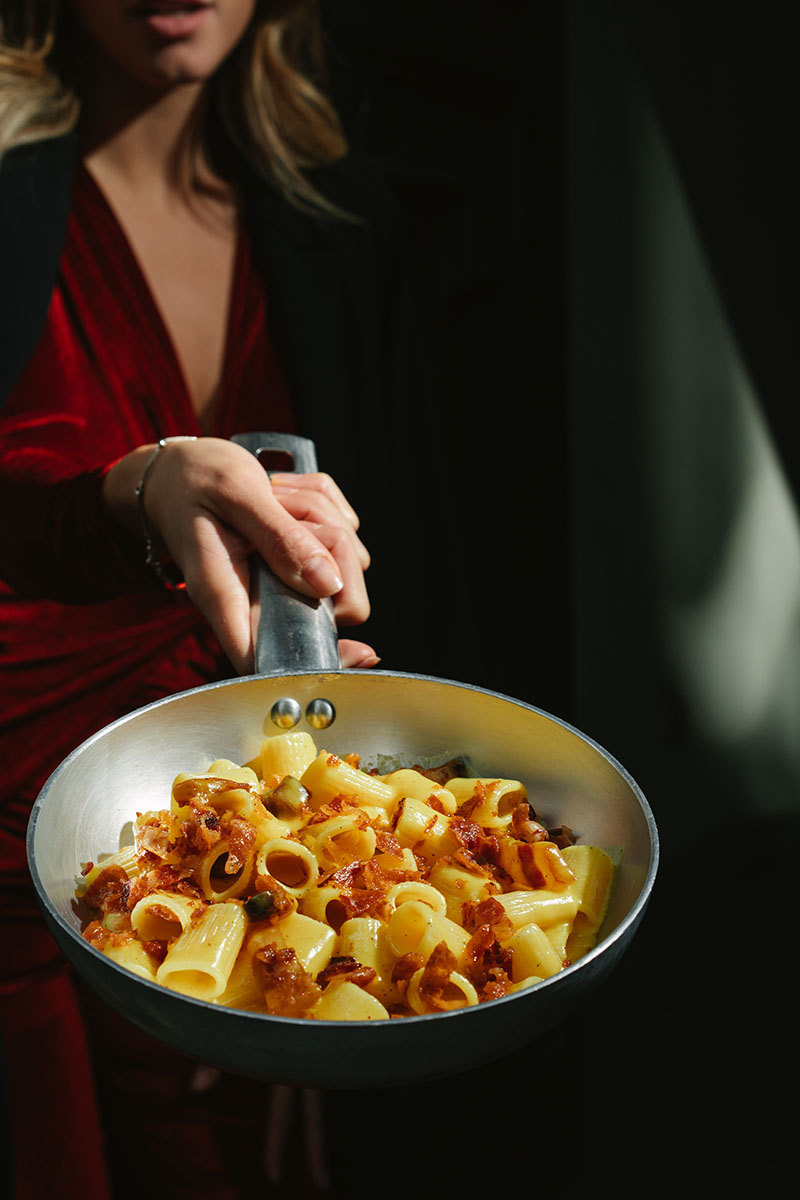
[110,204,238,429]
[12,162,296,451]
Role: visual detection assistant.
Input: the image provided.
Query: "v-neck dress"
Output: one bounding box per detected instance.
[0,163,295,878]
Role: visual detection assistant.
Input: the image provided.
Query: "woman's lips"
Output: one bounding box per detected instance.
[132,3,211,40]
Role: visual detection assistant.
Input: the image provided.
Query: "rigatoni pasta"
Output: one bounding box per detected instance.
[75,729,616,1020]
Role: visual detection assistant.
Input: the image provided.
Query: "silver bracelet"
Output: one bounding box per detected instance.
[135,435,197,590]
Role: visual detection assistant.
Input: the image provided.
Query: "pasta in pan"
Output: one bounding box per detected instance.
[76,730,616,1020]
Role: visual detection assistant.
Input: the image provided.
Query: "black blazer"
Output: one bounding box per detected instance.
[0,135,438,665]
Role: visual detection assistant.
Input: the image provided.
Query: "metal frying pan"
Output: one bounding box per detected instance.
[27,435,659,1089]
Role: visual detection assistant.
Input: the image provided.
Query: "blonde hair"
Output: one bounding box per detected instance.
[0,0,347,209]
[0,2,77,153]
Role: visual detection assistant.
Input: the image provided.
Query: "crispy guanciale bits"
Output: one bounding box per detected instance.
[74,738,611,1022]
[253,945,322,1018]
[138,777,258,877]
[251,945,379,1018]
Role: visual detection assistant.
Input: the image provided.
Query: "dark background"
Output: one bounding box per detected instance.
[323,0,571,716]
[316,2,797,1195]
[1,4,795,1197]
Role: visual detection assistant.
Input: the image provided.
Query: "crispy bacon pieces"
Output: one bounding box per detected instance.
[510,804,550,843]
[316,956,376,990]
[461,896,515,938]
[77,748,601,1024]
[463,924,514,1000]
[224,817,256,874]
[417,942,477,1012]
[391,953,425,983]
[253,946,322,1017]
[82,865,130,917]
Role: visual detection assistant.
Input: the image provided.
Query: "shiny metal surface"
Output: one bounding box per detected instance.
[230,432,340,676]
[305,697,336,729]
[28,667,659,1088]
[269,697,303,729]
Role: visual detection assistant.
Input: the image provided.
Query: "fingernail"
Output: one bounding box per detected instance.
[358,653,381,668]
[302,555,343,595]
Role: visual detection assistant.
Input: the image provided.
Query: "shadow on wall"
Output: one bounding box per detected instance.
[567,0,799,850]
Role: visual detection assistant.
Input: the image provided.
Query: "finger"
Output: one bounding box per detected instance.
[269,486,370,571]
[179,515,254,674]
[307,522,371,626]
[338,640,381,668]
[269,471,360,529]
[210,478,347,603]
[140,439,358,645]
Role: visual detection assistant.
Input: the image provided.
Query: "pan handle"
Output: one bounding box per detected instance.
[231,433,341,676]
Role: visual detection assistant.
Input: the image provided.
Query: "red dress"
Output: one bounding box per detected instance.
[0,166,302,1198]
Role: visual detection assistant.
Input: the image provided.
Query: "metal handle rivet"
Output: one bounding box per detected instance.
[305,698,336,729]
[268,698,302,729]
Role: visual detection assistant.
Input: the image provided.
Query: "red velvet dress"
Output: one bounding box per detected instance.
[0,166,300,1198]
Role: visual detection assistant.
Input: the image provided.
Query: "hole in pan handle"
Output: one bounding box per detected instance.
[231,433,341,677]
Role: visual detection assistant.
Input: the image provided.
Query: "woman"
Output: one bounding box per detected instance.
[0,2,424,1195]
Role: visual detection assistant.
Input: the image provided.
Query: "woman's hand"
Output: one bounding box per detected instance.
[103,437,378,674]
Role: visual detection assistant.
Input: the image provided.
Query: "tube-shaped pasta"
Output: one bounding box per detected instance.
[196,839,256,902]
[494,888,579,932]
[251,810,292,849]
[561,846,615,963]
[216,915,336,1011]
[544,919,572,961]
[405,967,479,1014]
[211,788,263,822]
[260,731,318,787]
[253,912,336,975]
[76,720,618,1023]
[372,845,420,877]
[79,844,140,891]
[391,797,458,863]
[336,916,402,1007]
[171,761,264,823]
[353,804,392,832]
[444,777,528,828]
[385,880,447,915]
[298,886,351,932]
[256,838,319,896]
[157,902,246,1001]
[172,761,257,800]
[207,759,260,786]
[300,751,395,811]
[496,839,576,891]
[427,860,498,923]
[380,769,457,814]
[301,812,377,871]
[565,919,599,963]
[386,900,470,964]
[509,974,545,994]
[102,937,159,982]
[130,891,206,941]
[507,922,563,981]
[310,979,389,1021]
[213,956,266,1013]
[562,844,615,927]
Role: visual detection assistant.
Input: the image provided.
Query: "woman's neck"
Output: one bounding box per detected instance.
[76,55,216,202]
